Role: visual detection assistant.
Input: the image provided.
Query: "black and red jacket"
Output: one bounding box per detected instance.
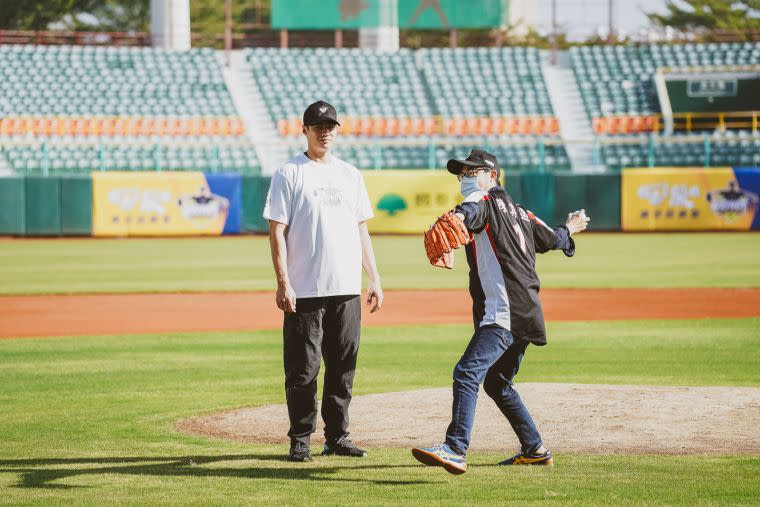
[455,185,574,345]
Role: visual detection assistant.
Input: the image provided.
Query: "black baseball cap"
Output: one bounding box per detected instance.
[302,100,341,127]
[447,148,500,176]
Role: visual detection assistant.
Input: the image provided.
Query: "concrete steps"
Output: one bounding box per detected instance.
[542,52,605,172]
[219,50,291,175]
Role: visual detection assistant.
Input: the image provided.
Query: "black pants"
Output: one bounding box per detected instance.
[283,295,361,445]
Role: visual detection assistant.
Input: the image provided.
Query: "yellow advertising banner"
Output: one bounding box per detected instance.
[92,172,229,236]
[362,170,463,233]
[621,167,756,231]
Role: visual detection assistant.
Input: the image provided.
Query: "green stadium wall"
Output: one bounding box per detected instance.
[60,176,93,235]
[0,177,26,235]
[242,174,270,233]
[25,176,62,235]
[0,172,623,236]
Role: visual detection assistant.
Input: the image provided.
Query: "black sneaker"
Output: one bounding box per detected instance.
[287,441,312,462]
[322,436,367,457]
[498,449,554,466]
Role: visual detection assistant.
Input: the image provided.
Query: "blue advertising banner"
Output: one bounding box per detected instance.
[733,167,760,230]
[205,173,242,234]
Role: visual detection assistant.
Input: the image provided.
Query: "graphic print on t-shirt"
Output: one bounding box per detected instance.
[314,186,344,207]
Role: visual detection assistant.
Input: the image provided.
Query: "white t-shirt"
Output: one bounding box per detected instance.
[263,153,374,298]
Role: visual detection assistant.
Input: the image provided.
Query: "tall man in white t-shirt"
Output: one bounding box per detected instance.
[264,100,383,462]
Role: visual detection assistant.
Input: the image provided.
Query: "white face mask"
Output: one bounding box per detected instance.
[460,176,481,197]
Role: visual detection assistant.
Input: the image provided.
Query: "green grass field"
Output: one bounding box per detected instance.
[1,320,759,505]
[1,233,759,294]
[1,234,759,505]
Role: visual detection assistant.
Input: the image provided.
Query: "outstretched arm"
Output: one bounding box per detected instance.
[531,208,589,257]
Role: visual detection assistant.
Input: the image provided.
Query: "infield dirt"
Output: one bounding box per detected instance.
[177,383,760,455]
[2,288,759,338]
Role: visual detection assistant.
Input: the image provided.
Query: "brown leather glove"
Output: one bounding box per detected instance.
[423,212,470,269]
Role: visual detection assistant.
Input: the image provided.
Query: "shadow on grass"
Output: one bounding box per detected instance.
[0,453,437,489]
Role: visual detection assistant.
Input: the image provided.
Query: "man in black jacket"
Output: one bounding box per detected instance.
[412,149,589,475]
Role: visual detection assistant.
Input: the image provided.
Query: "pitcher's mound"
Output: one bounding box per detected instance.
[177,383,760,455]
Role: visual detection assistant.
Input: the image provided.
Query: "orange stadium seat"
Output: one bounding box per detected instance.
[481,117,495,136]
[206,118,216,136]
[89,118,102,136]
[13,118,28,136]
[398,117,412,136]
[505,117,519,135]
[592,117,606,134]
[341,117,354,136]
[425,117,439,136]
[548,117,560,135]
[39,118,52,136]
[386,117,400,137]
[410,118,423,136]
[531,117,545,135]
[232,118,244,136]
[518,118,532,135]
[630,116,644,133]
[357,117,371,137]
[609,117,622,135]
[277,119,288,137]
[454,117,467,136]
[113,118,126,136]
[143,118,157,136]
[29,118,42,136]
[105,118,116,136]
[443,118,454,136]
[433,117,444,135]
[461,117,475,136]
[371,118,387,137]
[492,117,505,135]
[74,118,89,136]
[644,116,656,132]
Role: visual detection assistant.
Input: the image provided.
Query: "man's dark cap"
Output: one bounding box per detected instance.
[302,100,341,127]
[447,148,500,176]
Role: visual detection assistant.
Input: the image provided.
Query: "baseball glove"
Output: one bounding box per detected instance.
[424,211,470,269]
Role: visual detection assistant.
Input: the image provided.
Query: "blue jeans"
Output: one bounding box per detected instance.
[445,324,543,456]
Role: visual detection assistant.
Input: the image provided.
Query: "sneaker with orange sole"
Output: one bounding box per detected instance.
[498,449,554,466]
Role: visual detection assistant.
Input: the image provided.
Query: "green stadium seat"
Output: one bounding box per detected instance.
[1,141,262,175]
[571,42,760,120]
[0,45,236,117]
